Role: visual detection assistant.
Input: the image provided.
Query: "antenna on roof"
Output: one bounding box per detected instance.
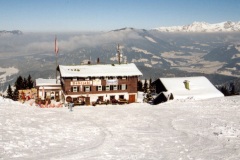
[116,44,123,64]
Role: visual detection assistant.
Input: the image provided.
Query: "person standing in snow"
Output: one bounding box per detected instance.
[69,100,74,112]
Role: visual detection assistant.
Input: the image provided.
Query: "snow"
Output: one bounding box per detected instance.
[144,63,152,68]
[131,47,153,55]
[158,76,224,100]
[154,21,240,32]
[235,45,240,52]
[59,63,142,78]
[0,67,19,83]
[35,78,60,86]
[144,36,157,43]
[131,58,148,63]
[1,95,240,159]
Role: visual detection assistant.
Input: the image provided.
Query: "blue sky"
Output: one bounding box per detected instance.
[1,0,240,32]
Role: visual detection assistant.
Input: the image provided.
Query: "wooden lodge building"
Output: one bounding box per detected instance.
[57,63,142,105]
[35,78,62,100]
[151,76,224,104]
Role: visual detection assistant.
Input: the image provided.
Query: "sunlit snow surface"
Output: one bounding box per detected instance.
[1,96,240,160]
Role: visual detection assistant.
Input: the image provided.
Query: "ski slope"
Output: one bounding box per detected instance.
[1,96,240,160]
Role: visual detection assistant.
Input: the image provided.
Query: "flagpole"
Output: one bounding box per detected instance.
[55,36,59,84]
[56,51,58,84]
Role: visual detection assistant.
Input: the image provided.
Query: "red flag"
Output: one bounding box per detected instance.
[55,36,59,54]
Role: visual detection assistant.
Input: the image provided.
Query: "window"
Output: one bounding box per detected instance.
[110,95,115,100]
[73,77,77,81]
[84,86,90,92]
[122,84,127,90]
[119,95,124,99]
[113,85,117,90]
[118,85,122,90]
[106,85,110,91]
[97,86,102,91]
[102,86,106,91]
[73,86,78,92]
[85,77,90,80]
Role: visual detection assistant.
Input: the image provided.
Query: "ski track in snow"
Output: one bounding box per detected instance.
[0,96,240,160]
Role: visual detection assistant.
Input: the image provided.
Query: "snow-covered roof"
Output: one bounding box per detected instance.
[159,76,224,100]
[35,78,60,86]
[58,63,143,78]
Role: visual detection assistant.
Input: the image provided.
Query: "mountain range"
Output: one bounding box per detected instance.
[153,21,240,32]
[0,22,240,93]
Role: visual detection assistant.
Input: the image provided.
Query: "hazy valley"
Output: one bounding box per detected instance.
[1,24,240,92]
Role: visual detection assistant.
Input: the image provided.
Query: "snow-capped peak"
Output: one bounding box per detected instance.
[153,21,240,32]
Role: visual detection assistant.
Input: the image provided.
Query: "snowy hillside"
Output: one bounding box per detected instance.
[0,67,19,83]
[1,96,240,159]
[154,21,240,32]
[1,29,240,83]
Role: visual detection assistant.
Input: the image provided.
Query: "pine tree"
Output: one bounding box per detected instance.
[230,82,236,95]
[149,78,152,86]
[15,76,23,90]
[12,88,19,101]
[137,80,143,91]
[220,86,230,96]
[7,84,13,99]
[149,78,153,92]
[22,78,27,89]
[143,79,148,93]
[27,74,34,89]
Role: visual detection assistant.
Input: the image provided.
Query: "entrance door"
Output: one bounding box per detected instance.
[55,91,59,100]
[85,97,90,105]
[128,94,135,103]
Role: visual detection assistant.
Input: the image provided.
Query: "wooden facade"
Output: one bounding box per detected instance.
[57,63,142,105]
[60,76,139,104]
